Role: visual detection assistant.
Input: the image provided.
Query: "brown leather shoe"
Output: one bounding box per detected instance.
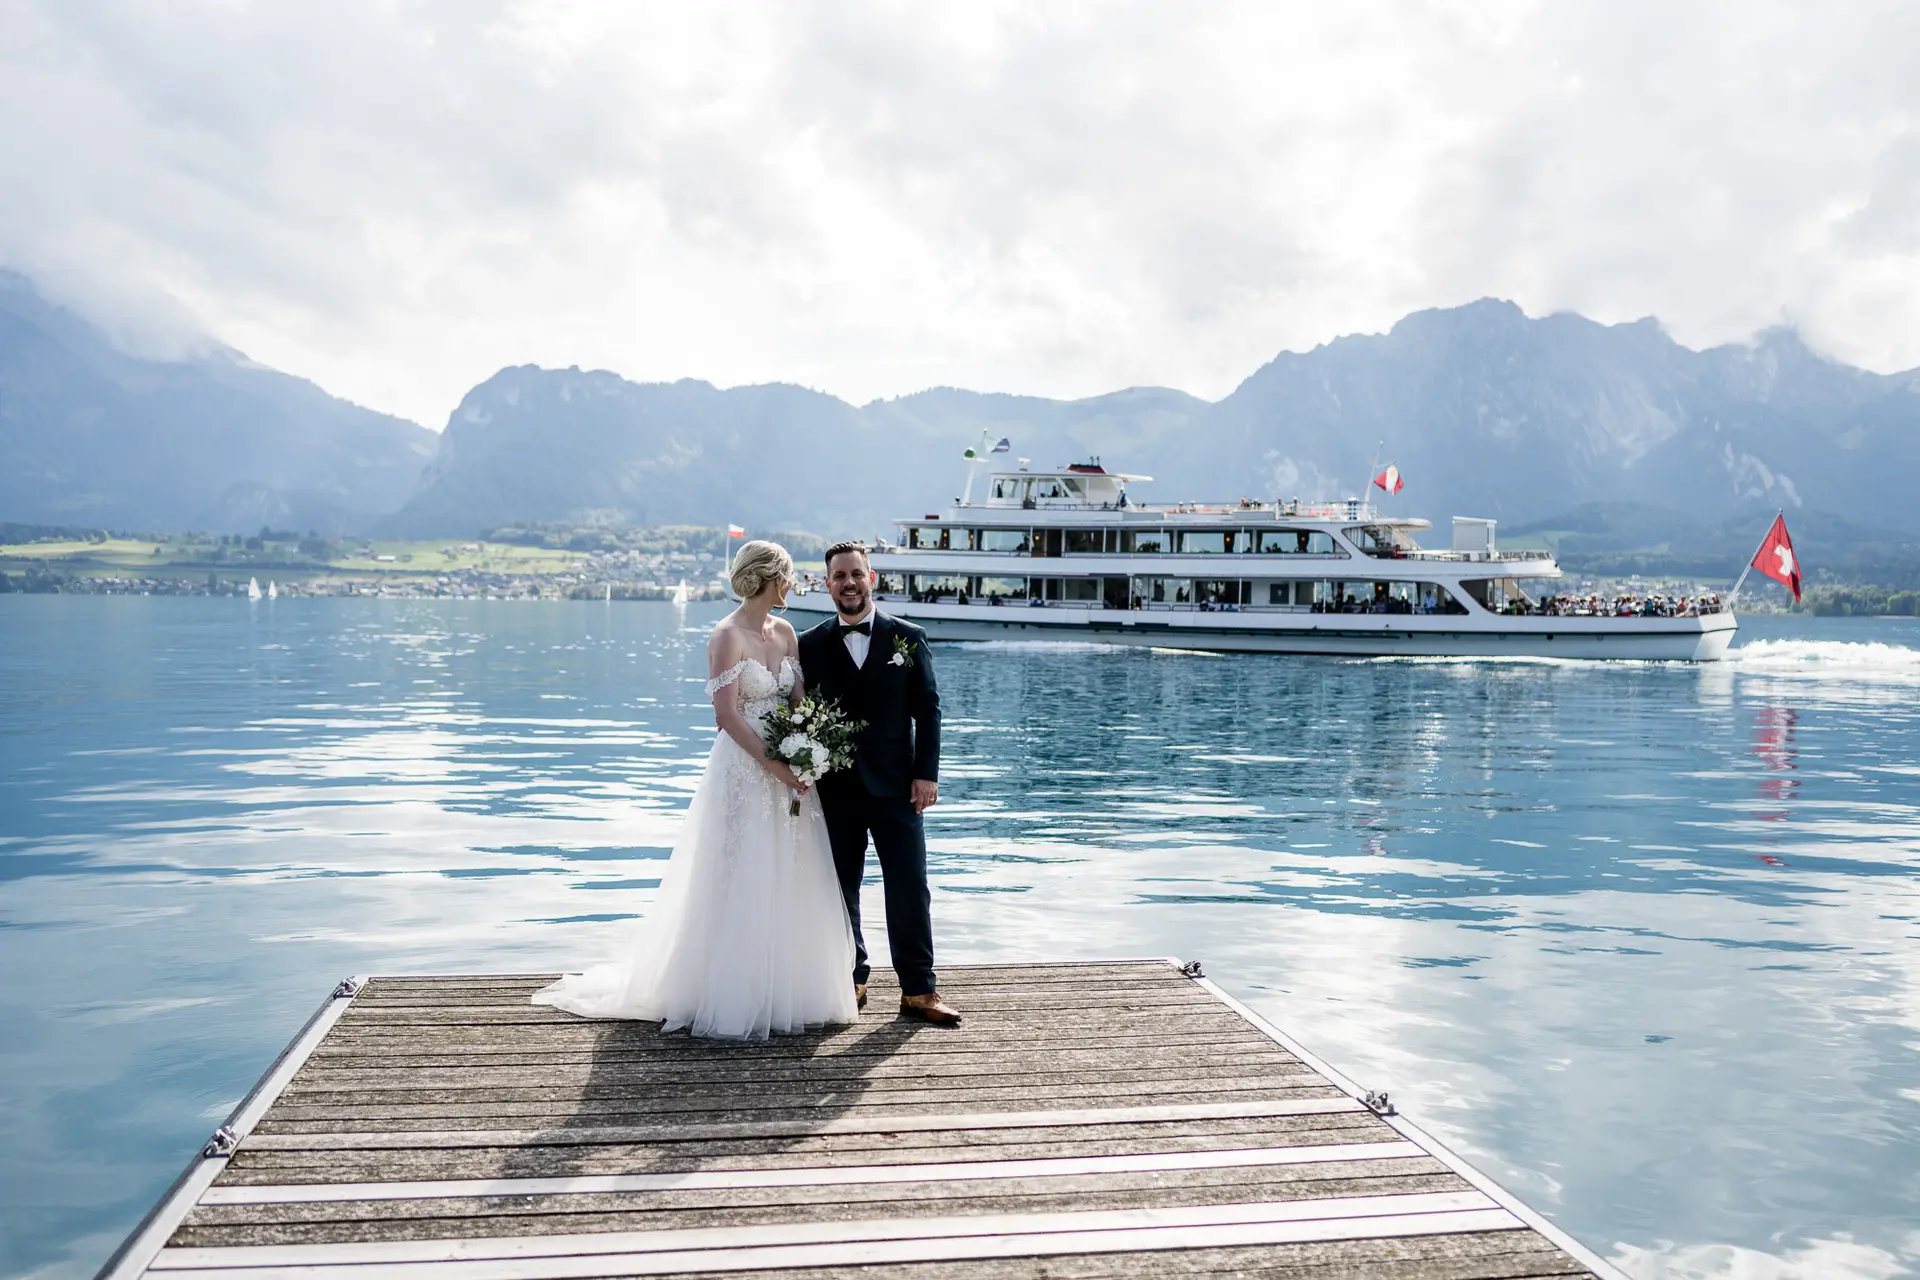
[855,983,868,1011]
[899,992,962,1026]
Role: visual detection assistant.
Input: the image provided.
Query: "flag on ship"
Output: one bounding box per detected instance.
[1750,513,1801,602]
[1372,464,1404,495]
[991,437,1011,453]
[727,524,747,539]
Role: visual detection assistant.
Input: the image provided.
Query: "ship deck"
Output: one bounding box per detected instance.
[102,960,1623,1279]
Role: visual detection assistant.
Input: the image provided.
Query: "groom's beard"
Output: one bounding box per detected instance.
[834,587,870,619]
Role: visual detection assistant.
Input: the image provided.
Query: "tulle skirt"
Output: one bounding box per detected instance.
[533,732,858,1038]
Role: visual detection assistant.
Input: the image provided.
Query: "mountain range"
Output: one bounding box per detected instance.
[0,271,434,534]
[5,270,1918,580]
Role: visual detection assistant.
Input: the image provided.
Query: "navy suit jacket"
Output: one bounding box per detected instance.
[798,611,940,799]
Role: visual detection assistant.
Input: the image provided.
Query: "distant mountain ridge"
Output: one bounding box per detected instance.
[0,271,435,534]
[6,271,1919,584]
[387,368,1212,539]
[391,298,1920,547]
[1204,299,1920,524]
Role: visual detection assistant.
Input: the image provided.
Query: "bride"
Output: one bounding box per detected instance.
[533,540,858,1038]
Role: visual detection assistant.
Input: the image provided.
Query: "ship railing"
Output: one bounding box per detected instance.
[959,500,1379,519]
[867,590,1729,619]
[1385,549,1555,562]
[1493,599,1730,619]
[876,545,1548,563]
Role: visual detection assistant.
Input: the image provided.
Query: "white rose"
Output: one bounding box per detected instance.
[890,651,906,666]
[792,704,809,722]
[778,733,806,757]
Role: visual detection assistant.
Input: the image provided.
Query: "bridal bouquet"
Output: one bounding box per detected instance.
[763,695,866,815]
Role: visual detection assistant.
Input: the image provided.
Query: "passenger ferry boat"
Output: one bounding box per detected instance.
[789,459,1737,660]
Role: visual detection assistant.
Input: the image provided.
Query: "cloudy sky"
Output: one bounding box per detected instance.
[4,0,1918,427]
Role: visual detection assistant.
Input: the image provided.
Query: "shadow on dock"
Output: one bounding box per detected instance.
[428,972,938,1239]
[497,977,925,1187]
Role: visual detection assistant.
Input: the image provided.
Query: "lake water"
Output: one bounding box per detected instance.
[3,596,1918,1279]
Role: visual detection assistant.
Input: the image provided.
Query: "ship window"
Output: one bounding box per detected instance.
[974,576,1029,600]
[1193,579,1249,605]
[906,526,949,550]
[1300,581,1337,609]
[1311,580,1454,613]
[1121,530,1165,553]
[1063,529,1105,554]
[1269,582,1291,605]
[1460,578,1533,613]
[875,573,906,595]
[1257,529,1340,555]
[1031,477,1083,501]
[977,529,1029,553]
[990,478,1021,501]
[1133,576,1190,604]
[1337,582,1375,610]
[1178,530,1233,554]
[1032,577,1090,601]
[909,574,969,600]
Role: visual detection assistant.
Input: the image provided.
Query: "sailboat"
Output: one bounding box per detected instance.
[247,577,261,600]
[267,580,278,600]
[671,579,690,607]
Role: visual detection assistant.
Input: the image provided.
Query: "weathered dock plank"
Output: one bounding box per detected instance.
[101,961,1623,1279]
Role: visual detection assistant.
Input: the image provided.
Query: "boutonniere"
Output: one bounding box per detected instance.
[890,635,915,668]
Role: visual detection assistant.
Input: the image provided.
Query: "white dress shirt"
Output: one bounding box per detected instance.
[840,605,875,668]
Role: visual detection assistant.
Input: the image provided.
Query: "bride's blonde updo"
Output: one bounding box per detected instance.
[729,539,794,600]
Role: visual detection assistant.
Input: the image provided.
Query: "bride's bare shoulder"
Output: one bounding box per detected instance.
[707,614,748,658]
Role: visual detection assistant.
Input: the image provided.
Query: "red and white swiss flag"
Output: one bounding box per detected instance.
[1372,464,1404,495]
[727,524,747,539]
[1751,514,1801,602]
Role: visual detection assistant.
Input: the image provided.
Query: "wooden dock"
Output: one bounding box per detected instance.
[102,960,1624,1278]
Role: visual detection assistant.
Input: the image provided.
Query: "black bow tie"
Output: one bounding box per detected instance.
[838,619,872,636]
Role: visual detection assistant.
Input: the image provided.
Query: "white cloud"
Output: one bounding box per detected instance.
[2,0,1916,426]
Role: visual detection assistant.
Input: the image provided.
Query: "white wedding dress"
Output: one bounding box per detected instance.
[533,656,858,1038]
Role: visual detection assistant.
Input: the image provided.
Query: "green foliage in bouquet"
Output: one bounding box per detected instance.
[763,694,867,814]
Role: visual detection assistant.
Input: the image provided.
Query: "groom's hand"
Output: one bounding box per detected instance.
[911,779,938,813]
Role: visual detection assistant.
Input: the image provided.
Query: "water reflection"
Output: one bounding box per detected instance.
[1752,705,1799,824]
[1,600,1918,1278]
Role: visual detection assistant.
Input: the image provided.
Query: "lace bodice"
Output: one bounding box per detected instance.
[706,656,798,727]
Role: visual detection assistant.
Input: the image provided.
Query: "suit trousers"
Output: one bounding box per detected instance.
[821,782,935,996]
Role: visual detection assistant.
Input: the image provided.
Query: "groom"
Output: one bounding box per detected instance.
[798,541,961,1026]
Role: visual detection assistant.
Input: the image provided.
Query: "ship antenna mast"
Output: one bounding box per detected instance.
[960,429,992,506]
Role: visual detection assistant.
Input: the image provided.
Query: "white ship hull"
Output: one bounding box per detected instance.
[785,597,1737,661]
